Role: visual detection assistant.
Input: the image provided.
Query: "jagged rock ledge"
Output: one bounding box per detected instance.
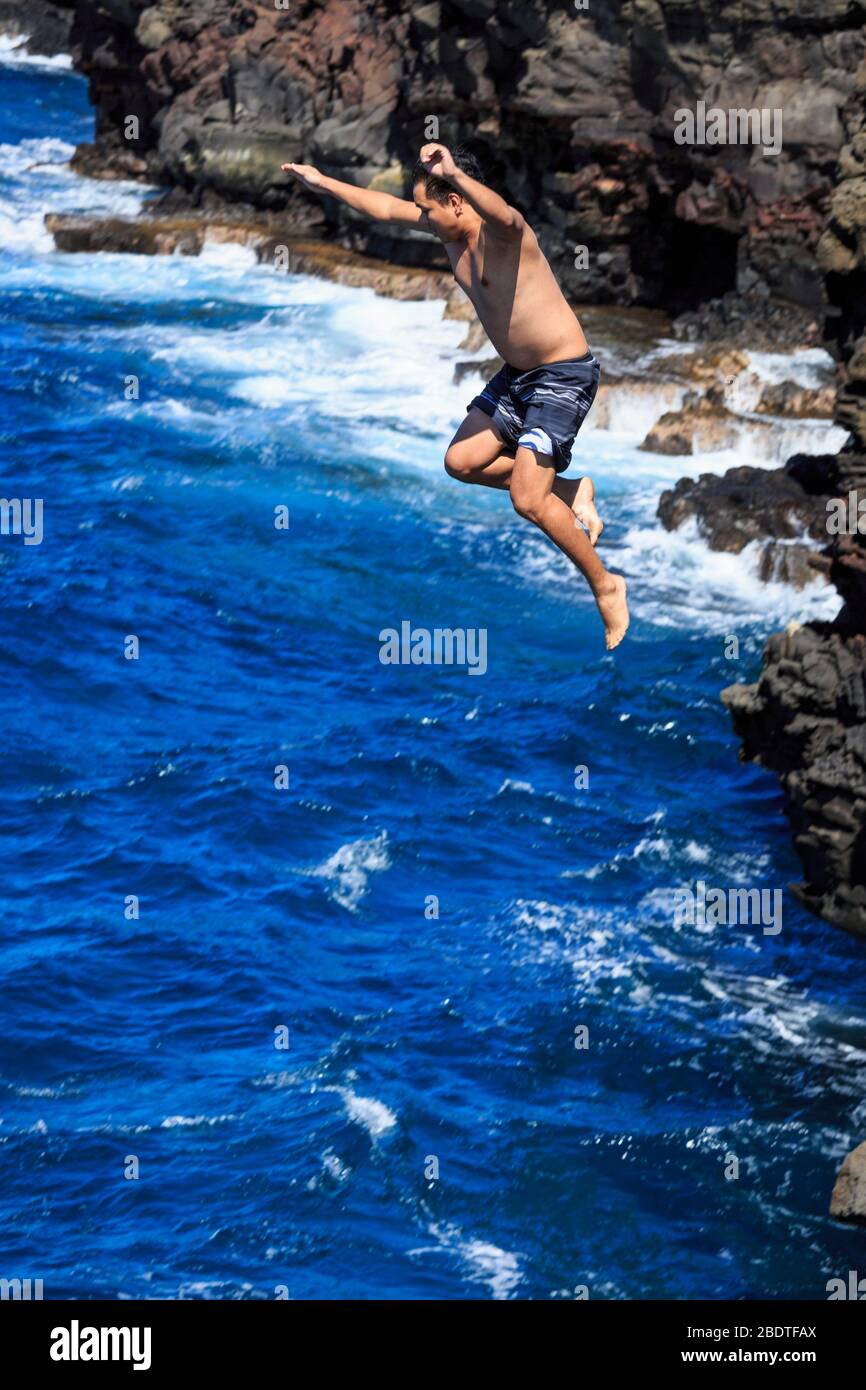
[61,0,866,323]
[44,211,453,301]
[658,454,840,589]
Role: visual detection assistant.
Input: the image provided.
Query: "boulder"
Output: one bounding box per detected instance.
[830,1142,866,1224]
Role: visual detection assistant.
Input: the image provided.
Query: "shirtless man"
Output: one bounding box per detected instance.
[281,143,629,649]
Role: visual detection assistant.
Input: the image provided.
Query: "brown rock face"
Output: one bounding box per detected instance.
[755,382,835,419]
[66,0,866,313]
[830,1140,866,1223]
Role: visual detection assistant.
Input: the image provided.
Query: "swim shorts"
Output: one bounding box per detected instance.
[466,350,601,472]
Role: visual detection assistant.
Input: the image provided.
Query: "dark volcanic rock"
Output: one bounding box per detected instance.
[63,0,866,316]
[658,461,832,587]
[0,0,73,56]
[723,623,866,934]
[672,291,824,352]
[721,61,866,938]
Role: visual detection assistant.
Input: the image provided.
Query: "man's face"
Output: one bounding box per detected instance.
[413,183,464,242]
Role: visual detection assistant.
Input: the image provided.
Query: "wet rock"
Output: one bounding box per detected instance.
[458,320,494,354]
[672,291,824,352]
[661,348,751,387]
[830,1141,866,1223]
[453,356,502,386]
[44,212,452,300]
[0,0,72,56]
[755,381,836,419]
[658,462,830,587]
[641,392,746,455]
[722,624,866,935]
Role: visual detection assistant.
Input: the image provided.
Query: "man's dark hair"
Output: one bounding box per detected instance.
[411,144,485,203]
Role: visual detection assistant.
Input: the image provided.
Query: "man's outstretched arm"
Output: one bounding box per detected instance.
[418,143,525,240]
[281,162,423,226]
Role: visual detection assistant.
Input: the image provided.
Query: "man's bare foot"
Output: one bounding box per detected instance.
[572,475,603,545]
[595,574,630,650]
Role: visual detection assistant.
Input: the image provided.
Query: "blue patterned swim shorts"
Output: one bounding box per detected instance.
[467,350,601,472]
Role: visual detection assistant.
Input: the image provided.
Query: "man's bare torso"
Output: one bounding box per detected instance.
[446,223,588,372]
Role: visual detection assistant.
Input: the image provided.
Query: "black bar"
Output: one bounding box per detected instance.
[2,1298,859,1375]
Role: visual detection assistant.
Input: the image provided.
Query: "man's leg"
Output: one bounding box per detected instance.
[509,445,629,650]
[445,410,603,543]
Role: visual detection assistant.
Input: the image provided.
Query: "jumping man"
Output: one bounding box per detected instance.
[281,143,629,649]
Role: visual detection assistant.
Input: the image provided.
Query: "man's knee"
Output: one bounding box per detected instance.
[511,483,543,523]
[444,446,475,482]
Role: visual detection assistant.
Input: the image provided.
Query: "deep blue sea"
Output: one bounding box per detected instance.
[2,47,865,1300]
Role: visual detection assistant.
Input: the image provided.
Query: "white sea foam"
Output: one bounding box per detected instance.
[160,1114,235,1128]
[588,383,847,464]
[412,1223,523,1300]
[0,134,146,255]
[133,265,470,469]
[588,343,844,464]
[309,830,391,911]
[307,1149,351,1188]
[747,347,836,390]
[0,33,73,69]
[328,1086,397,1138]
[616,513,841,630]
[585,381,687,443]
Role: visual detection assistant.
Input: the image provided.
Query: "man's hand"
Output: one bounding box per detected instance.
[281,162,323,190]
[419,143,457,181]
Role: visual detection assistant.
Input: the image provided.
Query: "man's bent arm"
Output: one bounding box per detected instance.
[448,168,524,239]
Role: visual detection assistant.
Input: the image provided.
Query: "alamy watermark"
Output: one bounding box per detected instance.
[827,1271,866,1300]
[826,492,866,535]
[50,1321,151,1370]
[671,880,782,935]
[0,497,42,545]
[0,1276,43,1299]
[379,621,487,675]
[674,101,783,157]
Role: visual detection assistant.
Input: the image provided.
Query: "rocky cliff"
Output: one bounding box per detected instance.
[63,0,866,316]
[722,62,866,937]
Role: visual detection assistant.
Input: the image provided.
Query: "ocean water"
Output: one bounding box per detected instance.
[1,51,865,1302]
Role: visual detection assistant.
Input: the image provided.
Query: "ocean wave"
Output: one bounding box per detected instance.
[0,34,73,69]
[160,1114,236,1129]
[616,513,840,630]
[411,1223,523,1300]
[327,1086,397,1138]
[306,1149,351,1189]
[307,830,392,911]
